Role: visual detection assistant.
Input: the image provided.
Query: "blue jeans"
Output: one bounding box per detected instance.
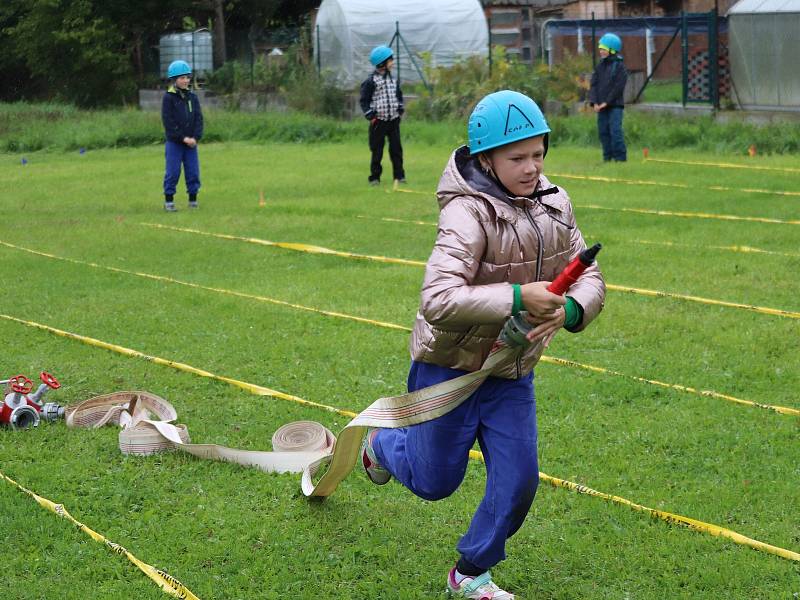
[164,140,201,196]
[373,361,539,570]
[597,107,627,161]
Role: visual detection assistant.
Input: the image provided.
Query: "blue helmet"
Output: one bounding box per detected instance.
[467,90,551,155]
[369,45,393,67]
[167,60,192,79]
[598,33,622,54]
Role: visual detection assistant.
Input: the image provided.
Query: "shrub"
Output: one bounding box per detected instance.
[406,49,593,122]
[205,40,347,118]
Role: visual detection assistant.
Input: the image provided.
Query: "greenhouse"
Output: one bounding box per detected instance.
[314,0,489,87]
[727,0,800,109]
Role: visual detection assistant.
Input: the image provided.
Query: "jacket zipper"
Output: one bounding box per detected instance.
[519,204,544,379]
[452,325,477,346]
[524,205,544,282]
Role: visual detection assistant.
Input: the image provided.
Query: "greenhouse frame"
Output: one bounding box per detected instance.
[313,0,489,87]
[727,0,800,109]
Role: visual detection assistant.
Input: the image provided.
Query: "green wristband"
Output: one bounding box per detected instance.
[511,284,522,315]
[563,297,583,329]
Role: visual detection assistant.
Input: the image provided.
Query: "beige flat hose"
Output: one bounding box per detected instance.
[65,343,520,497]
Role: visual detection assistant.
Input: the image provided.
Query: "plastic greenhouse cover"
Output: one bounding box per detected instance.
[727,0,800,14]
[315,0,488,87]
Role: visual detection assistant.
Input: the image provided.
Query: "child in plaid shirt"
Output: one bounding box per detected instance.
[359,45,406,186]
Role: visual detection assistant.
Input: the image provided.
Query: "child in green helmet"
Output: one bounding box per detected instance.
[361,90,606,598]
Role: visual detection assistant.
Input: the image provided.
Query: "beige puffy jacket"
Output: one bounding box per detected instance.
[409,146,606,378]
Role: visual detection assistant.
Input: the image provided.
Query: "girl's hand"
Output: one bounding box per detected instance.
[524,307,565,346]
[520,281,566,320]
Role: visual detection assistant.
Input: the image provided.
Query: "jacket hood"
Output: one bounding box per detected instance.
[436,145,565,218]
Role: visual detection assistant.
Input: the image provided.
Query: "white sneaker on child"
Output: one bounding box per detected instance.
[446,567,515,599]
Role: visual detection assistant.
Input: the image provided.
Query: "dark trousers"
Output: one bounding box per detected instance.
[597,107,627,161]
[373,361,539,570]
[164,140,201,196]
[368,118,404,182]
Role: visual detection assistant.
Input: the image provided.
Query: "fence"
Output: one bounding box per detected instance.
[545,13,729,107]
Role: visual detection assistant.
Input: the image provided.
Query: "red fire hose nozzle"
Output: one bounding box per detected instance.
[547,243,602,296]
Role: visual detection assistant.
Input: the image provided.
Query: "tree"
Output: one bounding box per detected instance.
[6,0,131,105]
[0,0,320,104]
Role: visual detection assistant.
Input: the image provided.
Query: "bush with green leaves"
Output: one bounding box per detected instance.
[205,42,347,118]
[406,48,592,121]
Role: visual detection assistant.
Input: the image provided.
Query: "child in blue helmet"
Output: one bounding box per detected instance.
[361,90,605,598]
[359,45,405,186]
[161,60,204,211]
[589,33,628,161]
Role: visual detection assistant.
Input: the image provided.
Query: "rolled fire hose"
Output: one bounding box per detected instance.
[65,340,523,498]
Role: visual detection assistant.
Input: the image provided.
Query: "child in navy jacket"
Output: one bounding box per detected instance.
[162,60,204,211]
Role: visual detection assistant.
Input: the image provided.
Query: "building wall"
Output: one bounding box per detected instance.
[558,0,737,18]
[563,1,616,19]
[485,6,536,63]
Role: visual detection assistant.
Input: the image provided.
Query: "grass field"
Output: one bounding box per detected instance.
[1,138,798,599]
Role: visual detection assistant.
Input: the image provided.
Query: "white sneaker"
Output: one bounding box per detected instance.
[446,567,515,599]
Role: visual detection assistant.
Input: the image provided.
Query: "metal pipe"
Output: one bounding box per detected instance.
[540,18,555,69]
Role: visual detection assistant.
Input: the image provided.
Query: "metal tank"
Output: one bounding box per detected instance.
[159,31,213,78]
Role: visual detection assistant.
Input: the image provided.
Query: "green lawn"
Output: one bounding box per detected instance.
[1,140,798,599]
[639,80,683,104]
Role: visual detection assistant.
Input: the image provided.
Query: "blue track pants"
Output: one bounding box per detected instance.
[163,141,201,196]
[597,107,627,161]
[373,361,539,570]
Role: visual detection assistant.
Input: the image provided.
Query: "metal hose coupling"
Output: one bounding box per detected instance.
[8,405,41,429]
[41,403,65,422]
[500,312,534,348]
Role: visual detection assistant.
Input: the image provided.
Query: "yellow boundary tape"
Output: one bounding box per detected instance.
[540,357,799,416]
[577,203,800,226]
[605,283,800,320]
[0,312,797,563]
[139,223,424,267]
[644,156,800,174]
[368,217,800,259]
[548,172,800,198]
[0,469,200,599]
[137,224,800,321]
[626,239,800,260]
[2,238,796,417]
[390,187,800,224]
[0,241,409,332]
[2,239,797,417]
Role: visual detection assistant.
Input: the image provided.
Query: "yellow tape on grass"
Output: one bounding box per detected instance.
[0,470,200,599]
[2,239,797,416]
[644,157,800,174]
[1,312,798,563]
